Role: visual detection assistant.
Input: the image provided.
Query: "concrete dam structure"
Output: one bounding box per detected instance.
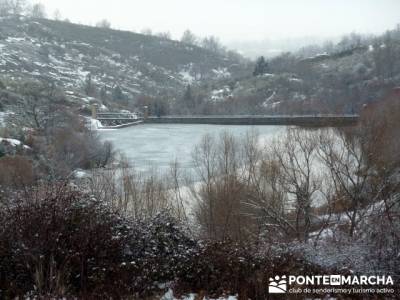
[92,106,359,128]
[144,115,359,127]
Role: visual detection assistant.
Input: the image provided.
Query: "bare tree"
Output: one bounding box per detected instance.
[140,28,152,35]
[181,29,197,45]
[96,19,111,29]
[10,80,62,132]
[0,0,9,15]
[53,9,61,20]
[372,32,398,79]
[191,134,218,238]
[0,0,26,15]
[191,131,272,242]
[87,158,184,221]
[267,129,322,242]
[316,129,376,237]
[29,2,46,18]
[245,152,294,243]
[201,36,225,54]
[191,132,249,241]
[157,31,172,40]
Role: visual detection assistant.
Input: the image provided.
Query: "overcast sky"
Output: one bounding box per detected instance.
[39,0,400,42]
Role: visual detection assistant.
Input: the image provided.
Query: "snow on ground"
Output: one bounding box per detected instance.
[309,227,335,240]
[262,91,277,108]
[179,70,196,84]
[0,137,30,149]
[6,37,25,43]
[81,96,96,103]
[0,137,22,146]
[210,86,232,102]
[87,118,103,130]
[73,169,89,179]
[99,104,109,111]
[262,73,275,78]
[212,67,231,79]
[0,111,7,126]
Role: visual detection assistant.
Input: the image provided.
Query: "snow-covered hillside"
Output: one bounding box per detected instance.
[0,16,246,110]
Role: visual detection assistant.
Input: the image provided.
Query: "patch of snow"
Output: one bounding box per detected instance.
[77,68,90,81]
[210,86,232,102]
[179,70,195,84]
[87,118,103,130]
[98,54,122,67]
[0,111,8,126]
[266,91,276,102]
[212,67,231,79]
[320,63,329,69]
[73,169,89,179]
[99,104,108,112]
[0,137,30,149]
[48,54,67,67]
[262,73,275,78]
[262,91,277,107]
[6,37,25,43]
[0,137,21,146]
[314,52,329,58]
[271,101,281,108]
[310,227,334,240]
[33,61,47,67]
[131,55,140,61]
[82,96,96,103]
[293,92,307,101]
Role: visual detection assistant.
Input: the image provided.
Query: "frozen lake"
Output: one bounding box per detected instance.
[99,124,286,173]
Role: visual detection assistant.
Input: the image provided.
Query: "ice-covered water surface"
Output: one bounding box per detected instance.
[99,124,286,173]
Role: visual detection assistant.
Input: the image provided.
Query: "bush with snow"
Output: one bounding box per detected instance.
[0,186,197,299]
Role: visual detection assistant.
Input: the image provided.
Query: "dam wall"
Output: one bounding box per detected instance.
[144,115,359,127]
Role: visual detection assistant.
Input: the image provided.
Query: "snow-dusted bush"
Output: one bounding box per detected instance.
[174,240,330,300]
[126,212,198,297]
[0,185,130,298]
[0,185,196,299]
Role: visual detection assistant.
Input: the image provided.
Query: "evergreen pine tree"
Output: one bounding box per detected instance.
[253,56,268,76]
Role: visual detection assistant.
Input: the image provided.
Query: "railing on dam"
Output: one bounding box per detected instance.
[94,113,359,127]
[96,112,141,120]
[144,114,359,126]
[148,114,359,118]
[95,112,144,127]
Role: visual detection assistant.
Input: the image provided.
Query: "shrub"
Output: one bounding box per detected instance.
[127,212,198,296]
[0,185,130,298]
[174,240,266,299]
[0,185,196,298]
[174,240,341,300]
[38,127,115,178]
[0,155,34,188]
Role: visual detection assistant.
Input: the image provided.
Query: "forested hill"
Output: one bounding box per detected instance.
[195,28,400,115]
[0,15,249,114]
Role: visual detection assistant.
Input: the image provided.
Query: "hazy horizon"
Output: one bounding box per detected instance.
[34,0,400,58]
[39,0,399,40]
